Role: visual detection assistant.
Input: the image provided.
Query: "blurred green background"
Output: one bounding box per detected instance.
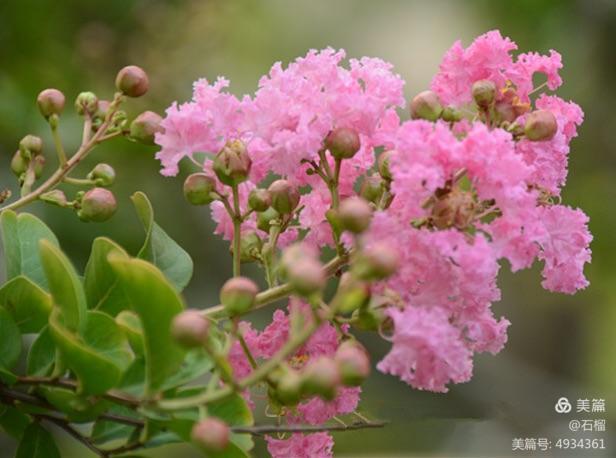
[1,0,615,456]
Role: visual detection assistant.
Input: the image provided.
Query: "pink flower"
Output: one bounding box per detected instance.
[228,321,260,379]
[266,432,334,458]
[294,387,361,425]
[377,306,473,392]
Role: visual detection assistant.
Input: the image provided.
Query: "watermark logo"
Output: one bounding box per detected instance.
[555,397,572,414]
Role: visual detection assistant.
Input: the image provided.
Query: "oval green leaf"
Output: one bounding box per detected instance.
[0,276,52,333]
[15,422,61,458]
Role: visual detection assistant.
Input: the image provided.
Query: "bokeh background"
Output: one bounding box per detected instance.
[1,0,615,456]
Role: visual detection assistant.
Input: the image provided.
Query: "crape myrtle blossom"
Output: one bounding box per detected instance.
[157,31,591,458]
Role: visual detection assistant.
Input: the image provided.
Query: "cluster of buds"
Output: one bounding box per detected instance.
[10,135,45,188]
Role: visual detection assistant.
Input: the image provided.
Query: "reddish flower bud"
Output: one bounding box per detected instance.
[37,88,65,118]
[19,135,43,157]
[32,155,45,179]
[335,341,371,386]
[130,111,163,145]
[115,65,149,98]
[257,207,279,233]
[353,242,399,281]
[87,163,116,187]
[276,368,303,406]
[183,173,217,205]
[301,357,340,401]
[213,140,252,186]
[280,244,326,296]
[360,175,384,204]
[524,109,558,141]
[171,310,210,348]
[268,179,300,214]
[74,92,99,116]
[191,418,230,453]
[472,79,496,109]
[338,197,372,234]
[220,277,259,316]
[410,90,443,121]
[325,127,361,159]
[495,101,517,123]
[377,150,395,181]
[248,188,271,212]
[10,151,27,177]
[77,188,117,222]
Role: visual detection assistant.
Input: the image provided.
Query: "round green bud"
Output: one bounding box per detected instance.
[74,92,99,116]
[377,150,395,181]
[360,175,384,204]
[115,65,149,98]
[338,197,372,234]
[354,306,387,331]
[248,188,271,212]
[10,151,27,177]
[183,173,216,205]
[87,163,116,187]
[77,188,117,222]
[441,106,462,123]
[471,79,496,109]
[191,418,230,453]
[257,207,279,233]
[352,242,399,281]
[325,127,361,159]
[287,258,326,297]
[237,230,262,263]
[524,109,558,141]
[410,90,443,121]
[171,310,210,348]
[220,277,259,316]
[130,111,163,145]
[19,135,43,157]
[276,369,303,406]
[37,88,65,118]
[213,140,252,186]
[301,357,340,401]
[268,179,300,214]
[32,155,45,179]
[335,341,371,386]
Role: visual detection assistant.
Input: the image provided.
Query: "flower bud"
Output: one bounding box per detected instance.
[183,173,216,205]
[360,175,384,204]
[220,277,258,316]
[37,88,65,118]
[74,92,99,116]
[377,150,394,181]
[32,155,45,179]
[257,207,279,233]
[288,258,326,297]
[19,135,43,157]
[130,111,163,145]
[495,101,517,123]
[301,357,340,401]
[353,242,399,281]
[338,197,372,234]
[354,306,387,331]
[441,106,462,123]
[10,151,27,177]
[335,341,370,386]
[77,188,117,222]
[213,140,251,186]
[330,272,371,314]
[87,163,116,187]
[524,109,557,141]
[248,188,271,212]
[40,190,68,207]
[276,368,303,406]
[268,179,300,214]
[431,188,476,230]
[237,230,262,263]
[171,310,210,348]
[471,79,496,109]
[410,90,442,121]
[115,65,149,98]
[95,100,111,120]
[191,418,230,453]
[325,127,361,159]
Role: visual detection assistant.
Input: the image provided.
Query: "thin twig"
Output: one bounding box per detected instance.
[37,414,106,457]
[231,420,388,435]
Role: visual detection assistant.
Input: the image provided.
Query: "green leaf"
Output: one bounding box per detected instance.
[49,309,133,395]
[116,311,145,356]
[0,306,21,371]
[0,276,52,333]
[0,406,30,439]
[0,210,59,289]
[208,393,253,427]
[39,386,110,423]
[91,405,136,445]
[132,192,193,291]
[39,240,87,332]
[27,326,56,376]
[15,422,61,458]
[83,237,130,315]
[110,257,186,395]
[161,349,213,391]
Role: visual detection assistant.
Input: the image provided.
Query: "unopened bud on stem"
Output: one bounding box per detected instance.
[191,418,230,453]
[268,179,300,214]
[360,175,384,204]
[335,340,371,386]
[116,65,149,98]
[75,92,99,116]
[37,88,65,118]
[77,188,117,222]
[87,163,116,187]
[377,150,395,181]
[183,173,216,205]
[353,242,399,280]
[338,196,372,234]
[19,135,43,157]
[171,310,210,348]
[472,79,496,109]
[220,277,258,316]
[130,111,163,145]
[524,109,557,141]
[301,357,340,401]
[325,127,361,159]
[410,90,443,121]
[213,140,252,186]
[276,368,303,406]
[10,151,27,177]
[248,188,271,212]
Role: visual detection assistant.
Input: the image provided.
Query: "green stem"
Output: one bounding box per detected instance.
[63,177,96,186]
[231,184,242,277]
[50,116,67,166]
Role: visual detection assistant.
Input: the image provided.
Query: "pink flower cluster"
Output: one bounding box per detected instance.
[156,31,591,457]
